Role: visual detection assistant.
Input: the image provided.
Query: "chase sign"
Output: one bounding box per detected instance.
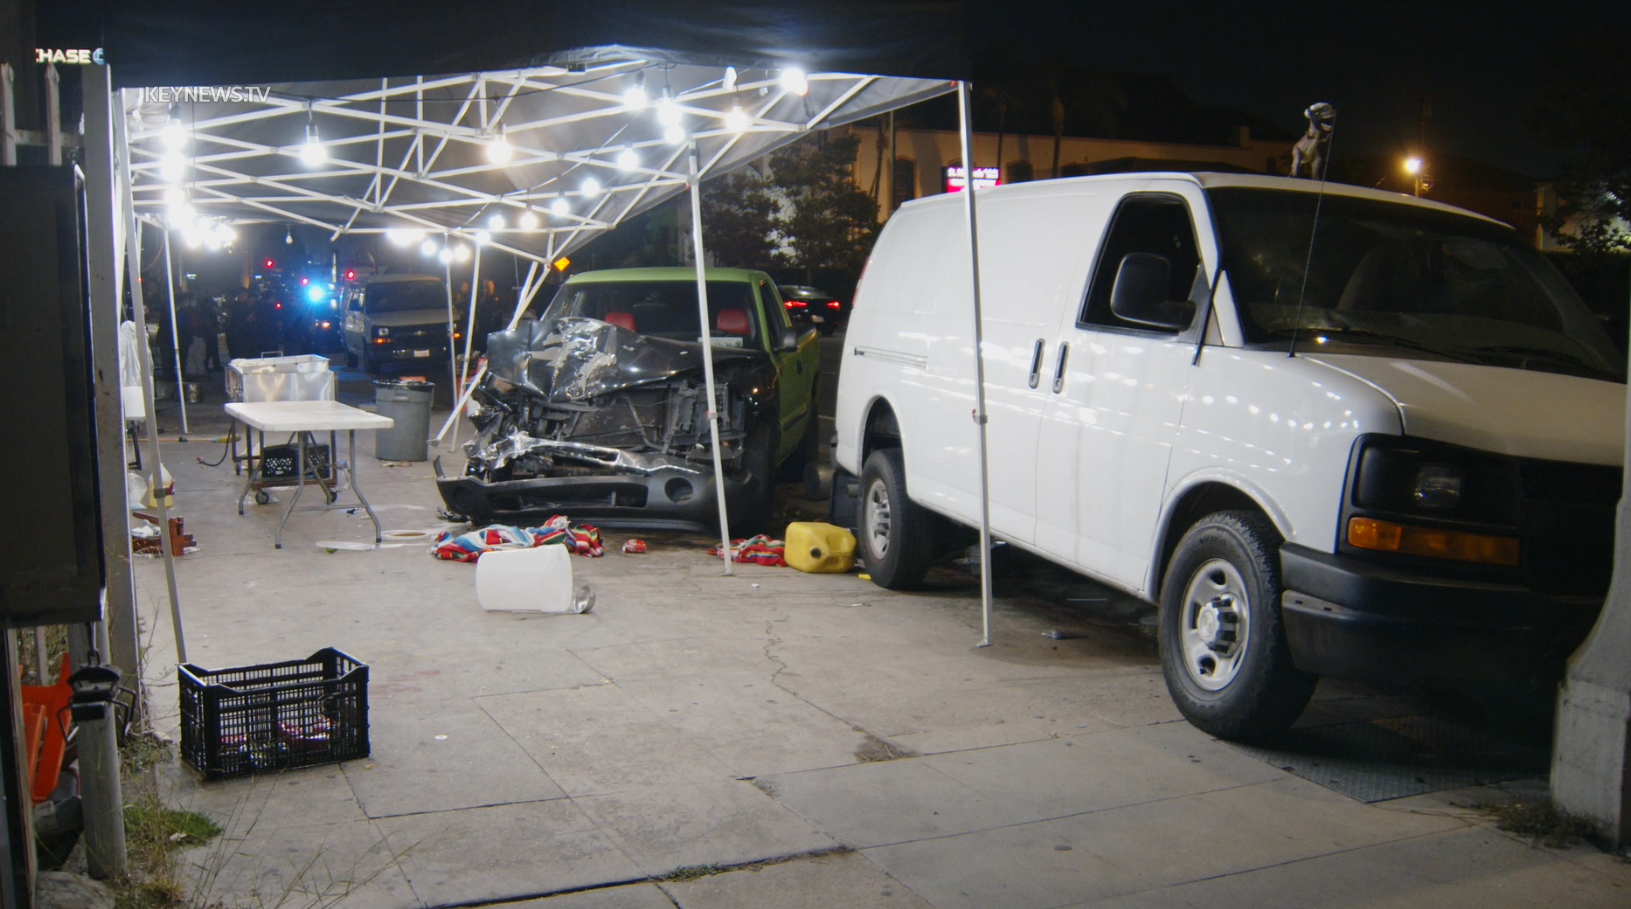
[36,48,105,65]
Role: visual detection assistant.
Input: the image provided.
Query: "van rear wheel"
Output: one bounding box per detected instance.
[1159,511,1317,741]
[859,448,935,589]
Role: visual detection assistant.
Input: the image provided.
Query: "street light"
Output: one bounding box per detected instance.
[1403,155,1427,196]
[1403,156,1422,175]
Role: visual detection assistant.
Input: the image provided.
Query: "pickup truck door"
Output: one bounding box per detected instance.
[1034,187,1214,593]
[760,278,820,460]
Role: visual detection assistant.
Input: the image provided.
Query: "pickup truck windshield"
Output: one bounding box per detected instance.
[365,281,446,313]
[542,281,760,346]
[1208,188,1625,382]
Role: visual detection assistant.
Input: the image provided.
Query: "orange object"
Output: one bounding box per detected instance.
[20,654,74,804]
[1347,516,1520,566]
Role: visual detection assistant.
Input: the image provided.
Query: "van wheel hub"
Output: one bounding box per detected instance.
[1179,559,1251,691]
[864,479,891,556]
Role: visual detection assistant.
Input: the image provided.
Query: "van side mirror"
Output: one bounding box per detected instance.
[1110,252,1195,331]
[776,326,801,352]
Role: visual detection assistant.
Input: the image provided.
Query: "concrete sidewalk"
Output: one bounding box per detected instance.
[130,401,1629,909]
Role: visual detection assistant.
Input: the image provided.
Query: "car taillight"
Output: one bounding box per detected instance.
[785,300,806,308]
[827,300,841,309]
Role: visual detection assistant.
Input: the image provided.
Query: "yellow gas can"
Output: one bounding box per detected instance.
[784,522,857,573]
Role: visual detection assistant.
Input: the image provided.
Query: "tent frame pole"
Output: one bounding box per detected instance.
[162,226,189,438]
[689,143,734,576]
[956,81,994,648]
[456,242,483,446]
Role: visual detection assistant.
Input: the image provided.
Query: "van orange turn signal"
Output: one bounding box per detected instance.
[1347,516,1519,566]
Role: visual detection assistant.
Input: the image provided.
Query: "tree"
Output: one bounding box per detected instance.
[769,133,880,281]
[1529,35,1631,256]
[699,165,779,270]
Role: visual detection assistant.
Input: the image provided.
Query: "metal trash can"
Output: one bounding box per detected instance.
[373,380,434,461]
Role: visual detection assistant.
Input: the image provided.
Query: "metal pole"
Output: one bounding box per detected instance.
[32,629,47,684]
[163,226,190,438]
[117,94,189,666]
[690,144,735,576]
[957,81,995,648]
[430,260,542,446]
[444,249,459,450]
[458,243,482,441]
[66,623,125,879]
[81,65,142,695]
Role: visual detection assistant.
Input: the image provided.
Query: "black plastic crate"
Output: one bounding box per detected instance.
[260,443,332,481]
[179,649,369,781]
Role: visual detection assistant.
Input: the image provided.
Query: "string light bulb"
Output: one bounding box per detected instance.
[725,105,749,132]
[519,209,539,231]
[550,198,569,216]
[488,212,506,230]
[617,147,639,171]
[656,88,681,126]
[420,238,438,257]
[779,68,809,96]
[160,107,187,150]
[452,244,470,263]
[623,72,648,110]
[300,110,327,167]
[486,123,512,164]
[664,124,686,145]
[581,177,601,197]
[159,151,186,182]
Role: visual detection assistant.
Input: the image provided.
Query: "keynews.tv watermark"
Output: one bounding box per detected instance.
[138,86,274,104]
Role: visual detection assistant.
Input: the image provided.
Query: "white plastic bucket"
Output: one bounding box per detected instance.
[475,546,592,614]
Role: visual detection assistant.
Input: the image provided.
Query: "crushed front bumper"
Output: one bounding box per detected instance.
[436,441,747,531]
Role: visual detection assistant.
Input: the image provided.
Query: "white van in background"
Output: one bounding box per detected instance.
[832,173,1626,740]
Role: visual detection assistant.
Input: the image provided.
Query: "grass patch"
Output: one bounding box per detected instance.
[663,864,724,882]
[1483,799,1601,848]
[123,805,222,850]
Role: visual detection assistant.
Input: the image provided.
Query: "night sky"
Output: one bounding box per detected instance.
[987,1,1626,178]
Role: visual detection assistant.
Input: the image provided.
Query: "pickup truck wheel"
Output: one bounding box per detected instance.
[727,427,775,537]
[1159,510,1317,741]
[859,448,935,589]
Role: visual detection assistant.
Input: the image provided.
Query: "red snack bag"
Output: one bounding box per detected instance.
[622,539,647,554]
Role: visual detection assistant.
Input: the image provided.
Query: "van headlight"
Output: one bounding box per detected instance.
[1350,435,1518,525]
[1413,464,1463,510]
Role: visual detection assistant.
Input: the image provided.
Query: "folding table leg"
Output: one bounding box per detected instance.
[347,431,383,544]
[275,431,309,549]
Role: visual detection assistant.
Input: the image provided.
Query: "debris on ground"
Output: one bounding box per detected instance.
[433,515,604,562]
[706,535,787,567]
[622,538,647,554]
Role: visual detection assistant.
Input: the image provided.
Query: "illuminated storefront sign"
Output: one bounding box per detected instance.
[36,48,104,65]
[943,165,1000,193]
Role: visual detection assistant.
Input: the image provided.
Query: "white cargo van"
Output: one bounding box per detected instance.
[833,173,1626,739]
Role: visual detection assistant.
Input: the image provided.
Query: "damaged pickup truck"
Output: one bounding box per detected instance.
[437,267,821,532]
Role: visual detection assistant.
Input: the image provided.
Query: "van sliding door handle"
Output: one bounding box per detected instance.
[1051,342,1069,393]
[1027,339,1045,389]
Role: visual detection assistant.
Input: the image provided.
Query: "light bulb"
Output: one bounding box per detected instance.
[420,238,438,257]
[723,66,738,91]
[623,74,648,110]
[182,227,204,249]
[656,92,681,126]
[284,227,294,245]
[388,228,425,246]
[725,105,749,133]
[616,147,639,171]
[474,229,491,245]
[550,198,569,216]
[486,128,512,164]
[204,230,223,251]
[488,212,506,230]
[779,68,808,96]
[581,177,600,197]
[664,124,686,145]
[163,185,186,207]
[452,245,470,263]
[438,247,453,264]
[218,224,238,245]
[159,151,186,182]
[160,120,187,150]
[300,134,327,167]
[519,209,539,231]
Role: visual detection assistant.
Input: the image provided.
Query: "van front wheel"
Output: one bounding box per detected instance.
[859,448,935,589]
[1159,511,1317,741]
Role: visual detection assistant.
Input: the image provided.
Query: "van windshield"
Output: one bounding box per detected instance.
[1208,188,1624,382]
[365,281,445,313]
[541,281,760,346]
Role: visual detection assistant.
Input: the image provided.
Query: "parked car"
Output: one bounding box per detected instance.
[832,172,1626,740]
[437,267,822,533]
[340,274,460,372]
[778,284,848,334]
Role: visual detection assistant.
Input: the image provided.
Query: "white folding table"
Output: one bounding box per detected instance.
[224,401,395,548]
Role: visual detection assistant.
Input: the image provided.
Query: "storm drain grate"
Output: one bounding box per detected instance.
[1226,714,1548,803]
